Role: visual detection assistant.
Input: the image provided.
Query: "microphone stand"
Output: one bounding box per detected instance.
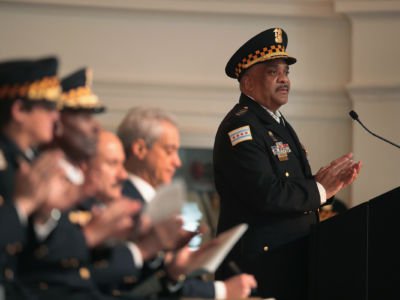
[349,110,400,149]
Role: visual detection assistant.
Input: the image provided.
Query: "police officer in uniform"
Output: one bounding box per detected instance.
[17,68,132,300]
[0,57,62,299]
[213,28,361,299]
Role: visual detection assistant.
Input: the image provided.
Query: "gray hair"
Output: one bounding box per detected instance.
[117,107,178,157]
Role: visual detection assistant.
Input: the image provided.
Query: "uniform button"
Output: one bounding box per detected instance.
[15,242,23,253]
[285,172,290,177]
[39,282,48,290]
[35,245,48,259]
[263,246,269,252]
[0,195,4,206]
[79,267,90,280]
[6,244,17,255]
[155,270,166,279]
[6,242,23,255]
[61,259,69,268]
[123,276,137,284]
[4,268,14,280]
[93,259,109,269]
[70,258,79,268]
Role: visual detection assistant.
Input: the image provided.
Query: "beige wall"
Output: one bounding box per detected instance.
[336,1,400,205]
[1,0,398,206]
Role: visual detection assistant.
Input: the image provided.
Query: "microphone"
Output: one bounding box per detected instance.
[349,110,400,149]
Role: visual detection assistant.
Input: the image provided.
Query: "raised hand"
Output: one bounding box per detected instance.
[83,198,141,247]
[14,149,71,217]
[315,153,362,199]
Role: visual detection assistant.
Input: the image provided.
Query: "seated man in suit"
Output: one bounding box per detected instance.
[117,106,257,299]
[82,130,196,297]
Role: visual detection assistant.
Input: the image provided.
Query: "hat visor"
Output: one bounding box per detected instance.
[258,54,297,65]
[20,98,58,110]
[285,56,297,65]
[61,105,106,114]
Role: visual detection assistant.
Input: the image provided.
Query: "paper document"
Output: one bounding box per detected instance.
[144,179,186,223]
[185,223,248,277]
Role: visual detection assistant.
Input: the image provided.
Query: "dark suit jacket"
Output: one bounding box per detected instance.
[213,94,320,298]
[122,179,216,299]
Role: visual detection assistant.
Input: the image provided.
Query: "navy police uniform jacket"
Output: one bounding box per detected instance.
[75,197,145,295]
[0,134,31,294]
[18,211,116,300]
[214,94,321,275]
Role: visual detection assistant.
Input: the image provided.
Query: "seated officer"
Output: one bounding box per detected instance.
[18,68,139,300]
[0,56,74,299]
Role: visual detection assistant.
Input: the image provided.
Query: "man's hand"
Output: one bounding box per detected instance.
[315,153,362,199]
[224,274,258,299]
[135,216,197,261]
[14,150,68,217]
[153,217,197,251]
[165,238,218,280]
[83,198,141,248]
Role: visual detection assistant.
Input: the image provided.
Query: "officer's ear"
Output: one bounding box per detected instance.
[11,99,29,123]
[131,139,148,160]
[240,72,254,93]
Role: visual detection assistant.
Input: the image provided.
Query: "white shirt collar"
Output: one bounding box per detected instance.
[245,93,283,124]
[128,173,156,203]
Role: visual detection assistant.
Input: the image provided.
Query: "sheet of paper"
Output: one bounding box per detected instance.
[144,179,186,223]
[186,223,248,276]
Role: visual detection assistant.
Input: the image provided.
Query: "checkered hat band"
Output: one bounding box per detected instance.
[235,45,287,78]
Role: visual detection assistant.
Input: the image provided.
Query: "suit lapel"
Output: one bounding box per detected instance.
[122,179,146,204]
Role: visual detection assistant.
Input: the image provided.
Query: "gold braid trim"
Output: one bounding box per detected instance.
[60,86,101,109]
[0,76,60,101]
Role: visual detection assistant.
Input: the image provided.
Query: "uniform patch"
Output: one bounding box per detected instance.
[271,142,291,161]
[0,150,7,171]
[228,125,252,146]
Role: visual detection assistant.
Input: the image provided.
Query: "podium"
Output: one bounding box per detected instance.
[309,187,400,300]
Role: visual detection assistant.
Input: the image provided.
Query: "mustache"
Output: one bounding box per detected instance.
[276,84,289,91]
[113,180,126,188]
